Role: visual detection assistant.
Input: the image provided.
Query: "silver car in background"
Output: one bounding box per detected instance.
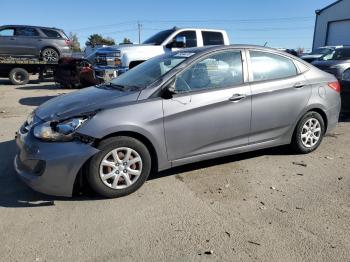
[15,45,341,198]
[0,25,71,61]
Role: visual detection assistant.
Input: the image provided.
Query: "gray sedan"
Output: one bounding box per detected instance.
[14,45,341,198]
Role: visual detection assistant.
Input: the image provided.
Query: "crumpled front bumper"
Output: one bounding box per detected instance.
[14,130,99,197]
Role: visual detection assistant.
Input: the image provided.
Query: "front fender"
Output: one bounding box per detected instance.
[77,99,170,171]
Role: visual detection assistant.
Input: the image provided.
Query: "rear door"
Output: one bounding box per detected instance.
[163,49,251,162]
[247,50,312,144]
[14,27,41,56]
[0,27,16,55]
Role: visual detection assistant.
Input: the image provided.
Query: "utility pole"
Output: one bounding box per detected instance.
[137,21,142,44]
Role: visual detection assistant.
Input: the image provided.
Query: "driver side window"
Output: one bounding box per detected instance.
[175,50,243,93]
[173,31,197,48]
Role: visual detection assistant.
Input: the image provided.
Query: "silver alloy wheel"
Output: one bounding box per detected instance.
[301,118,321,148]
[99,147,143,189]
[42,48,59,62]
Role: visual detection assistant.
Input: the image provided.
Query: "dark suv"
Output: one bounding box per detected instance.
[312,46,350,112]
[0,25,72,62]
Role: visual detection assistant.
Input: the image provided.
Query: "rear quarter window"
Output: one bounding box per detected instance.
[41,29,64,39]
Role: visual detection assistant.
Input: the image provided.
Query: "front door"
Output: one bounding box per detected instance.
[0,27,16,55]
[14,27,41,56]
[163,50,251,161]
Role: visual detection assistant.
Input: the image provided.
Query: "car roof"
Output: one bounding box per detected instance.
[182,44,294,54]
[0,25,64,31]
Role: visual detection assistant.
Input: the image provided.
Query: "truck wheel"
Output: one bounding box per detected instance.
[9,68,29,85]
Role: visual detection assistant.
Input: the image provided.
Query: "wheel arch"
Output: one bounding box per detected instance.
[40,46,61,57]
[307,108,328,132]
[97,131,159,174]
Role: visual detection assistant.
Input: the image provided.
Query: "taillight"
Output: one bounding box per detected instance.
[65,39,71,46]
[328,81,341,93]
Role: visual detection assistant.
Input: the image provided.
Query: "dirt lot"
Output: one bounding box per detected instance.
[0,78,349,262]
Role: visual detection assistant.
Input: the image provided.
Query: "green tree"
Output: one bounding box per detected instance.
[122,37,132,44]
[68,32,81,52]
[86,34,115,47]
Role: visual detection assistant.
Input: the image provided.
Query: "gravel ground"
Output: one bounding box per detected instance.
[0,79,349,262]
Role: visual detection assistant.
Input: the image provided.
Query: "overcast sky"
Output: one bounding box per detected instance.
[0,0,336,50]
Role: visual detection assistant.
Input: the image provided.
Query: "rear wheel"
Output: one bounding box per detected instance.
[41,47,59,62]
[87,136,151,198]
[291,111,325,153]
[9,68,29,85]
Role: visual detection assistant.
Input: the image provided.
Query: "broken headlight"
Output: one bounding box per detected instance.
[33,117,87,141]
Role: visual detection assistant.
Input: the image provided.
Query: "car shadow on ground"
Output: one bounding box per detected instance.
[19,96,58,106]
[0,137,296,208]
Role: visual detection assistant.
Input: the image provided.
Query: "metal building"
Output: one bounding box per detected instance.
[313,0,350,50]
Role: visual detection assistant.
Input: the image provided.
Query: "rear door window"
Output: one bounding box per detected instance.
[202,31,224,46]
[16,27,39,37]
[173,31,197,48]
[41,29,63,39]
[0,28,15,36]
[334,48,350,60]
[249,51,297,82]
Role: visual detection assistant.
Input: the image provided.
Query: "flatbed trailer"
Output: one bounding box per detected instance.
[0,57,58,85]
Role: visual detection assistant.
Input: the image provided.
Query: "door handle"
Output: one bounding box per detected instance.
[10,38,16,40]
[229,94,246,102]
[293,82,305,88]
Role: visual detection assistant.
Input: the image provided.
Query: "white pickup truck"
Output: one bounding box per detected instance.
[88,27,230,81]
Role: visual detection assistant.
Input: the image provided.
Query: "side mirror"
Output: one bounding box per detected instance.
[161,79,177,99]
[173,36,186,48]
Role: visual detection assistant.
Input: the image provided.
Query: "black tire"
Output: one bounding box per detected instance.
[41,47,59,62]
[291,111,325,154]
[87,136,152,198]
[9,68,29,85]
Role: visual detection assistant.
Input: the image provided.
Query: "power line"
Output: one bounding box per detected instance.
[142,26,313,32]
[69,16,314,33]
[141,16,314,24]
[72,21,137,32]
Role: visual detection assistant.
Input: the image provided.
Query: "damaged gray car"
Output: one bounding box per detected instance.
[15,45,341,198]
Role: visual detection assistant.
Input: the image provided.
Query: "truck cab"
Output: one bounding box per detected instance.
[89,27,229,82]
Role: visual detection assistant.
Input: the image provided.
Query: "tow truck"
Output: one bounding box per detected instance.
[0,56,57,85]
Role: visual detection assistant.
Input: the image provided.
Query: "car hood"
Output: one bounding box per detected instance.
[100,44,164,56]
[35,85,140,121]
[311,60,344,69]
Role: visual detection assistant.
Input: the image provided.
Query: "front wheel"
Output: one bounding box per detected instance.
[291,111,325,154]
[87,136,151,198]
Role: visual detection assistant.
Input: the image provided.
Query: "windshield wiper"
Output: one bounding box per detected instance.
[104,83,126,90]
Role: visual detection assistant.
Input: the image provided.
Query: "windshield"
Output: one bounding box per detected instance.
[320,48,350,61]
[110,52,191,89]
[311,48,332,55]
[143,29,175,45]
